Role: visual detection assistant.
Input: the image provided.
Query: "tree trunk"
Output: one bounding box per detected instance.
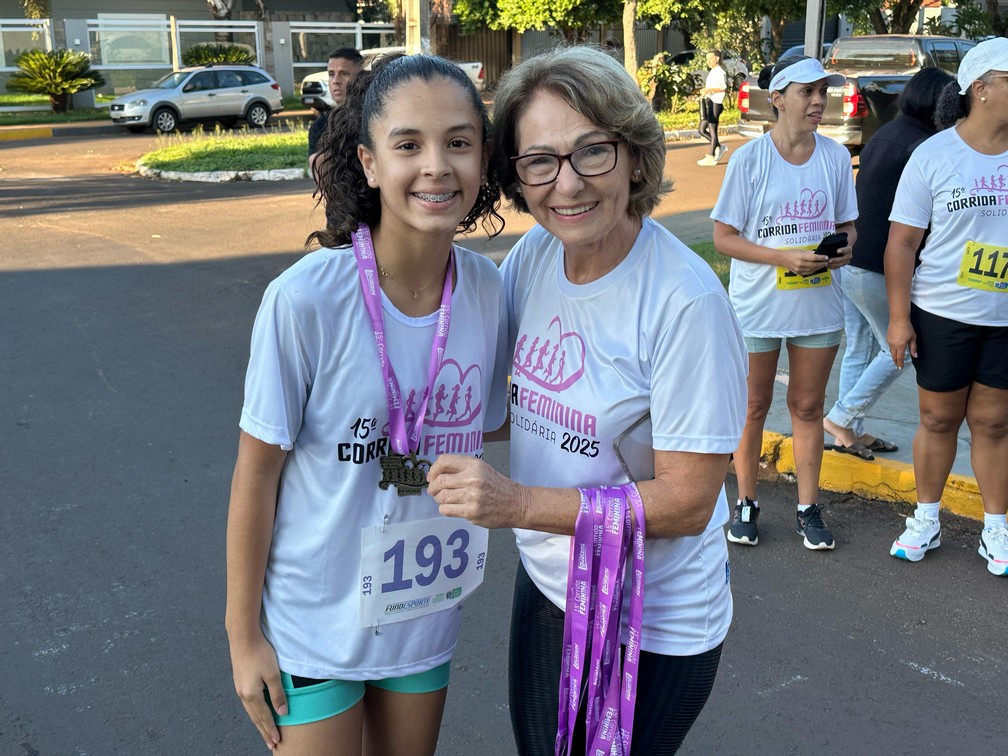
[623,1,638,80]
[770,18,786,61]
[49,92,69,113]
[868,8,889,34]
[890,0,925,33]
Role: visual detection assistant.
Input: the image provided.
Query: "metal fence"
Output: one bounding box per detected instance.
[2,16,689,103]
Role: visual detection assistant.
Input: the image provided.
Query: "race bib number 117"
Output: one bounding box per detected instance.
[958,241,1008,292]
[359,517,488,628]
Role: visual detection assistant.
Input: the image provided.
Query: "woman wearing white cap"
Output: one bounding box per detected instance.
[885,37,1008,575]
[711,56,857,551]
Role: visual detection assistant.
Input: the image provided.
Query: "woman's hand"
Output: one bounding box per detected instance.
[783,248,833,277]
[228,631,287,751]
[826,243,853,269]
[427,455,527,530]
[887,318,917,369]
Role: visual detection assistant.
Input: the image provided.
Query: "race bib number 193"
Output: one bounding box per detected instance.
[359,517,488,628]
[958,241,1008,292]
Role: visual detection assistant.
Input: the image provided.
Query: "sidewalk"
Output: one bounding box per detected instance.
[2,116,983,521]
[760,343,980,521]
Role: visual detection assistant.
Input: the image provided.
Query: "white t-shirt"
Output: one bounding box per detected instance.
[711,132,858,337]
[705,65,727,105]
[501,218,748,656]
[240,244,509,680]
[889,126,1008,326]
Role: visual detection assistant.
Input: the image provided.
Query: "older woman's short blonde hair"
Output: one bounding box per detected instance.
[491,46,669,218]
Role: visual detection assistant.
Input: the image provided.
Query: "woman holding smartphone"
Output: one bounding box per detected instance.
[711,56,857,551]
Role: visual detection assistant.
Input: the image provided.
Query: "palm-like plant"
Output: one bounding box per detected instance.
[6,49,105,113]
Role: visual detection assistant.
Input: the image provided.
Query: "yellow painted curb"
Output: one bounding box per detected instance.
[760,431,983,522]
[0,126,53,141]
[0,126,52,140]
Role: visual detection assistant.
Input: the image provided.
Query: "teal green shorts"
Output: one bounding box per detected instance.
[268,662,451,726]
[744,330,842,354]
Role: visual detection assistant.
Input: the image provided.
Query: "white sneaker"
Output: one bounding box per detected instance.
[978,526,1008,576]
[717,145,729,162]
[890,515,941,562]
[697,154,718,166]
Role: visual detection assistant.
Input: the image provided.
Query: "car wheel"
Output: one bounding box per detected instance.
[126,125,147,134]
[153,107,178,134]
[246,103,270,129]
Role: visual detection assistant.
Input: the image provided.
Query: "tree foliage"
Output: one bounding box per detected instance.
[6,49,105,113]
[18,0,50,19]
[454,0,621,40]
[181,42,256,66]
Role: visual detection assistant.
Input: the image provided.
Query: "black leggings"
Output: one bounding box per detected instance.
[508,562,723,755]
[699,98,723,155]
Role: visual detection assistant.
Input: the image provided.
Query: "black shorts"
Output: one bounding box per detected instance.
[911,304,1008,392]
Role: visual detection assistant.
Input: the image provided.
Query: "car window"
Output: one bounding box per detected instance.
[217,70,244,89]
[240,70,269,86]
[956,40,977,61]
[926,41,960,73]
[828,38,921,69]
[184,72,217,92]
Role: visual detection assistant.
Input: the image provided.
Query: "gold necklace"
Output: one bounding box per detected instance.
[377,258,450,300]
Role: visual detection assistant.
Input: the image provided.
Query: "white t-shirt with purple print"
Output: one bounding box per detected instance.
[890,126,1008,327]
[711,131,858,338]
[240,244,509,680]
[501,218,748,656]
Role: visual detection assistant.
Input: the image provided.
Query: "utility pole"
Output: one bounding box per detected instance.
[404,0,431,55]
[804,0,826,58]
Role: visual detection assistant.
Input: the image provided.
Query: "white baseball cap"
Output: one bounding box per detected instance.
[769,57,845,92]
[957,36,1008,94]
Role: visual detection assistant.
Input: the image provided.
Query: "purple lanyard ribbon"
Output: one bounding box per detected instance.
[350,223,453,455]
[556,484,646,756]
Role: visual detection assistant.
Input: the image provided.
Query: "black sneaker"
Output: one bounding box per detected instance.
[727,497,759,546]
[797,504,835,550]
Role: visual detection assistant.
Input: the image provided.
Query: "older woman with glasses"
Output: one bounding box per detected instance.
[427,46,747,754]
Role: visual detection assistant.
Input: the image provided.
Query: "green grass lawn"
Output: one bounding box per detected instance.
[139,125,308,172]
[689,241,729,288]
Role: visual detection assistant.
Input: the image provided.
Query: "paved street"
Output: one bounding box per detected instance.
[1,134,1003,755]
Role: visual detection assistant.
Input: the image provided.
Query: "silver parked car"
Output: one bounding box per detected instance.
[109,64,284,134]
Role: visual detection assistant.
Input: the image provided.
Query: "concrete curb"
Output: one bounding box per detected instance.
[758,431,983,522]
[136,160,307,183]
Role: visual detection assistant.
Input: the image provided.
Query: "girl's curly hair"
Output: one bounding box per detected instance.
[307,54,503,249]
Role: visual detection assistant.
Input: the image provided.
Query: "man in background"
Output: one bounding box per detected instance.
[308,48,364,180]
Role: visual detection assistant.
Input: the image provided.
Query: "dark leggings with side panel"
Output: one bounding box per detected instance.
[699,98,723,155]
[507,562,723,755]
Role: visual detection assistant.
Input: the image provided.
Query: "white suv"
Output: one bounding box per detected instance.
[109,64,284,134]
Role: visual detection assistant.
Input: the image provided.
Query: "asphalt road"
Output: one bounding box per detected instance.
[1,134,1004,755]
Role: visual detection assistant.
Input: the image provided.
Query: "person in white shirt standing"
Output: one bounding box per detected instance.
[697,50,729,166]
[885,37,1008,575]
[225,54,509,754]
[711,56,857,551]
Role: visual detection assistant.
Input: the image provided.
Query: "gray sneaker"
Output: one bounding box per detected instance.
[797,504,835,550]
[727,497,759,546]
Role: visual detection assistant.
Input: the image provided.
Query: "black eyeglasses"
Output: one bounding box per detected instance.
[510,140,620,186]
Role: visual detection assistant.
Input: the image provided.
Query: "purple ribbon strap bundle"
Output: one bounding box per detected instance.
[556,484,646,756]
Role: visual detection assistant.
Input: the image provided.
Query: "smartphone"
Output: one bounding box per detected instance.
[816,232,848,259]
[810,232,848,275]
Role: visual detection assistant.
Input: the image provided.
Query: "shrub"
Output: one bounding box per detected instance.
[638,53,696,114]
[6,48,105,113]
[181,42,256,67]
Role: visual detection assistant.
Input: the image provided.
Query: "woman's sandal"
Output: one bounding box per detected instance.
[862,437,899,453]
[825,441,875,461]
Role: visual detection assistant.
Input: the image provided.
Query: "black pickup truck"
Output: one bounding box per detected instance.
[737,35,976,153]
